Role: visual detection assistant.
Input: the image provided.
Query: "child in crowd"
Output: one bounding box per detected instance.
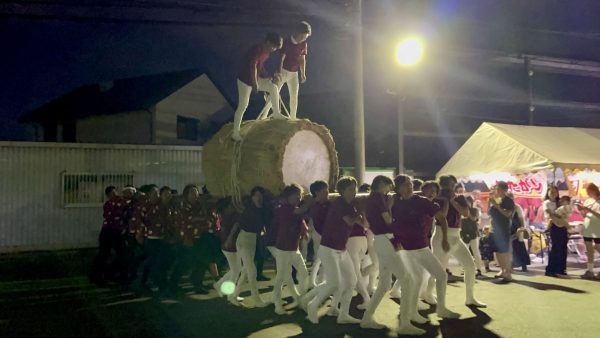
[479,225,495,272]
[553,196,572,226]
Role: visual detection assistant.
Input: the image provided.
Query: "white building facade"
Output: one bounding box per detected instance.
[0,142,203,253]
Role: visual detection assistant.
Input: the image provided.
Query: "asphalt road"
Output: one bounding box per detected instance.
[0,257,599,338]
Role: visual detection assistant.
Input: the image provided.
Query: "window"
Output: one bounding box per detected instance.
[177,116,199,141]
[61,172,134,207]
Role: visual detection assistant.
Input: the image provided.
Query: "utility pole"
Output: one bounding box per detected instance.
[352,0,366,183]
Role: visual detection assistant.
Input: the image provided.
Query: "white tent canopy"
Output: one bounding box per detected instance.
[437,122,600,177]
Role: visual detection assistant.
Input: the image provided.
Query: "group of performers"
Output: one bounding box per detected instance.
[215,174,486,335]
[92,174,487,334]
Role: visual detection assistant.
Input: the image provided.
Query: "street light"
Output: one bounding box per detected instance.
[395,36,424,174]
[396,37,424,66]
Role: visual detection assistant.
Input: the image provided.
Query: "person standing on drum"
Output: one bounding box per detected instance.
[258,21,311,120]
[232,32,285,141]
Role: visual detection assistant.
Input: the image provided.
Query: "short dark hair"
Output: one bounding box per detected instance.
[496,181,509,191]
[310,180,329,197]
[139,184,158,194]
[394,175,412,188]
[469,207,480,217]
[216,197,233,213]
[336,176,357,194]
[105,186,116,196]
[183,184,199,198]
[421,180,440,193]
[412,179,424,191]
[160,186,171,195]
[282,184,303,199]
[439,175,457,188]
[454,183,465,192]
[250,186,266,197]
[295,21,312,36]
[265,32,283,48]
[559,195,571,203]
[587,183,600,196]
[358,183,371,193]
[371,175,393,191]
[544,185,559,204]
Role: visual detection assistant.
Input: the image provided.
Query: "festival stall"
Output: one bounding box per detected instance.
[438,122,600,256]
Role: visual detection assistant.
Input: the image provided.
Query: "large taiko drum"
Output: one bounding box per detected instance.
[202,119,339,197]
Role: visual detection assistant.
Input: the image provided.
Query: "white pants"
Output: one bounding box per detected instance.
[234,230,261,299]
[427,227,477,302]
[216,250,244,301]
[467,237,485,271]
[272,248,309,310]
[362,230,379,291]
[404,248,450,314]
[362,235,412,325]
[306,246,357,319]
[258,69,299,119]
[233,78,281,135]
[309,230,323,286]
[346,236,371,304]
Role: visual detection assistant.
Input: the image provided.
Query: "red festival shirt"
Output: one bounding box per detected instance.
[281,38,307,72]
[320,197,361,251]
[238,44,271,86]
[365,192,392,235]
[309,200,330,235]
[435,189,468,229]
[274,204,308,251]
[102,196,126,230]
[143,202,173,239]
[391,195,440,250]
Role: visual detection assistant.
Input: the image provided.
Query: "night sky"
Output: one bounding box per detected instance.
[3,0,600,175]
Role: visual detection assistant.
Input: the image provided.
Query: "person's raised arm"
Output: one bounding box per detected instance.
[380,195,393,225]
[490,198,514,218]
[577,203,600,218]
[293,195,315,215]
[343,214,363,227]
[451,194,469,217]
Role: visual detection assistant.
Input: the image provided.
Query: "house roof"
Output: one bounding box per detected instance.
[437,122,600,177]
[19,69,234,123]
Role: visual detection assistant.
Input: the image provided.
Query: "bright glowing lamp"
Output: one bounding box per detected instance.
[396,37,424,66]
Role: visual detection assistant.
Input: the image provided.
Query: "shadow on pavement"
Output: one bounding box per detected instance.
[510,280,587,293]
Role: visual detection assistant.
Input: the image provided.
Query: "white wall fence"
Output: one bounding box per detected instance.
[0,142,203,253]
